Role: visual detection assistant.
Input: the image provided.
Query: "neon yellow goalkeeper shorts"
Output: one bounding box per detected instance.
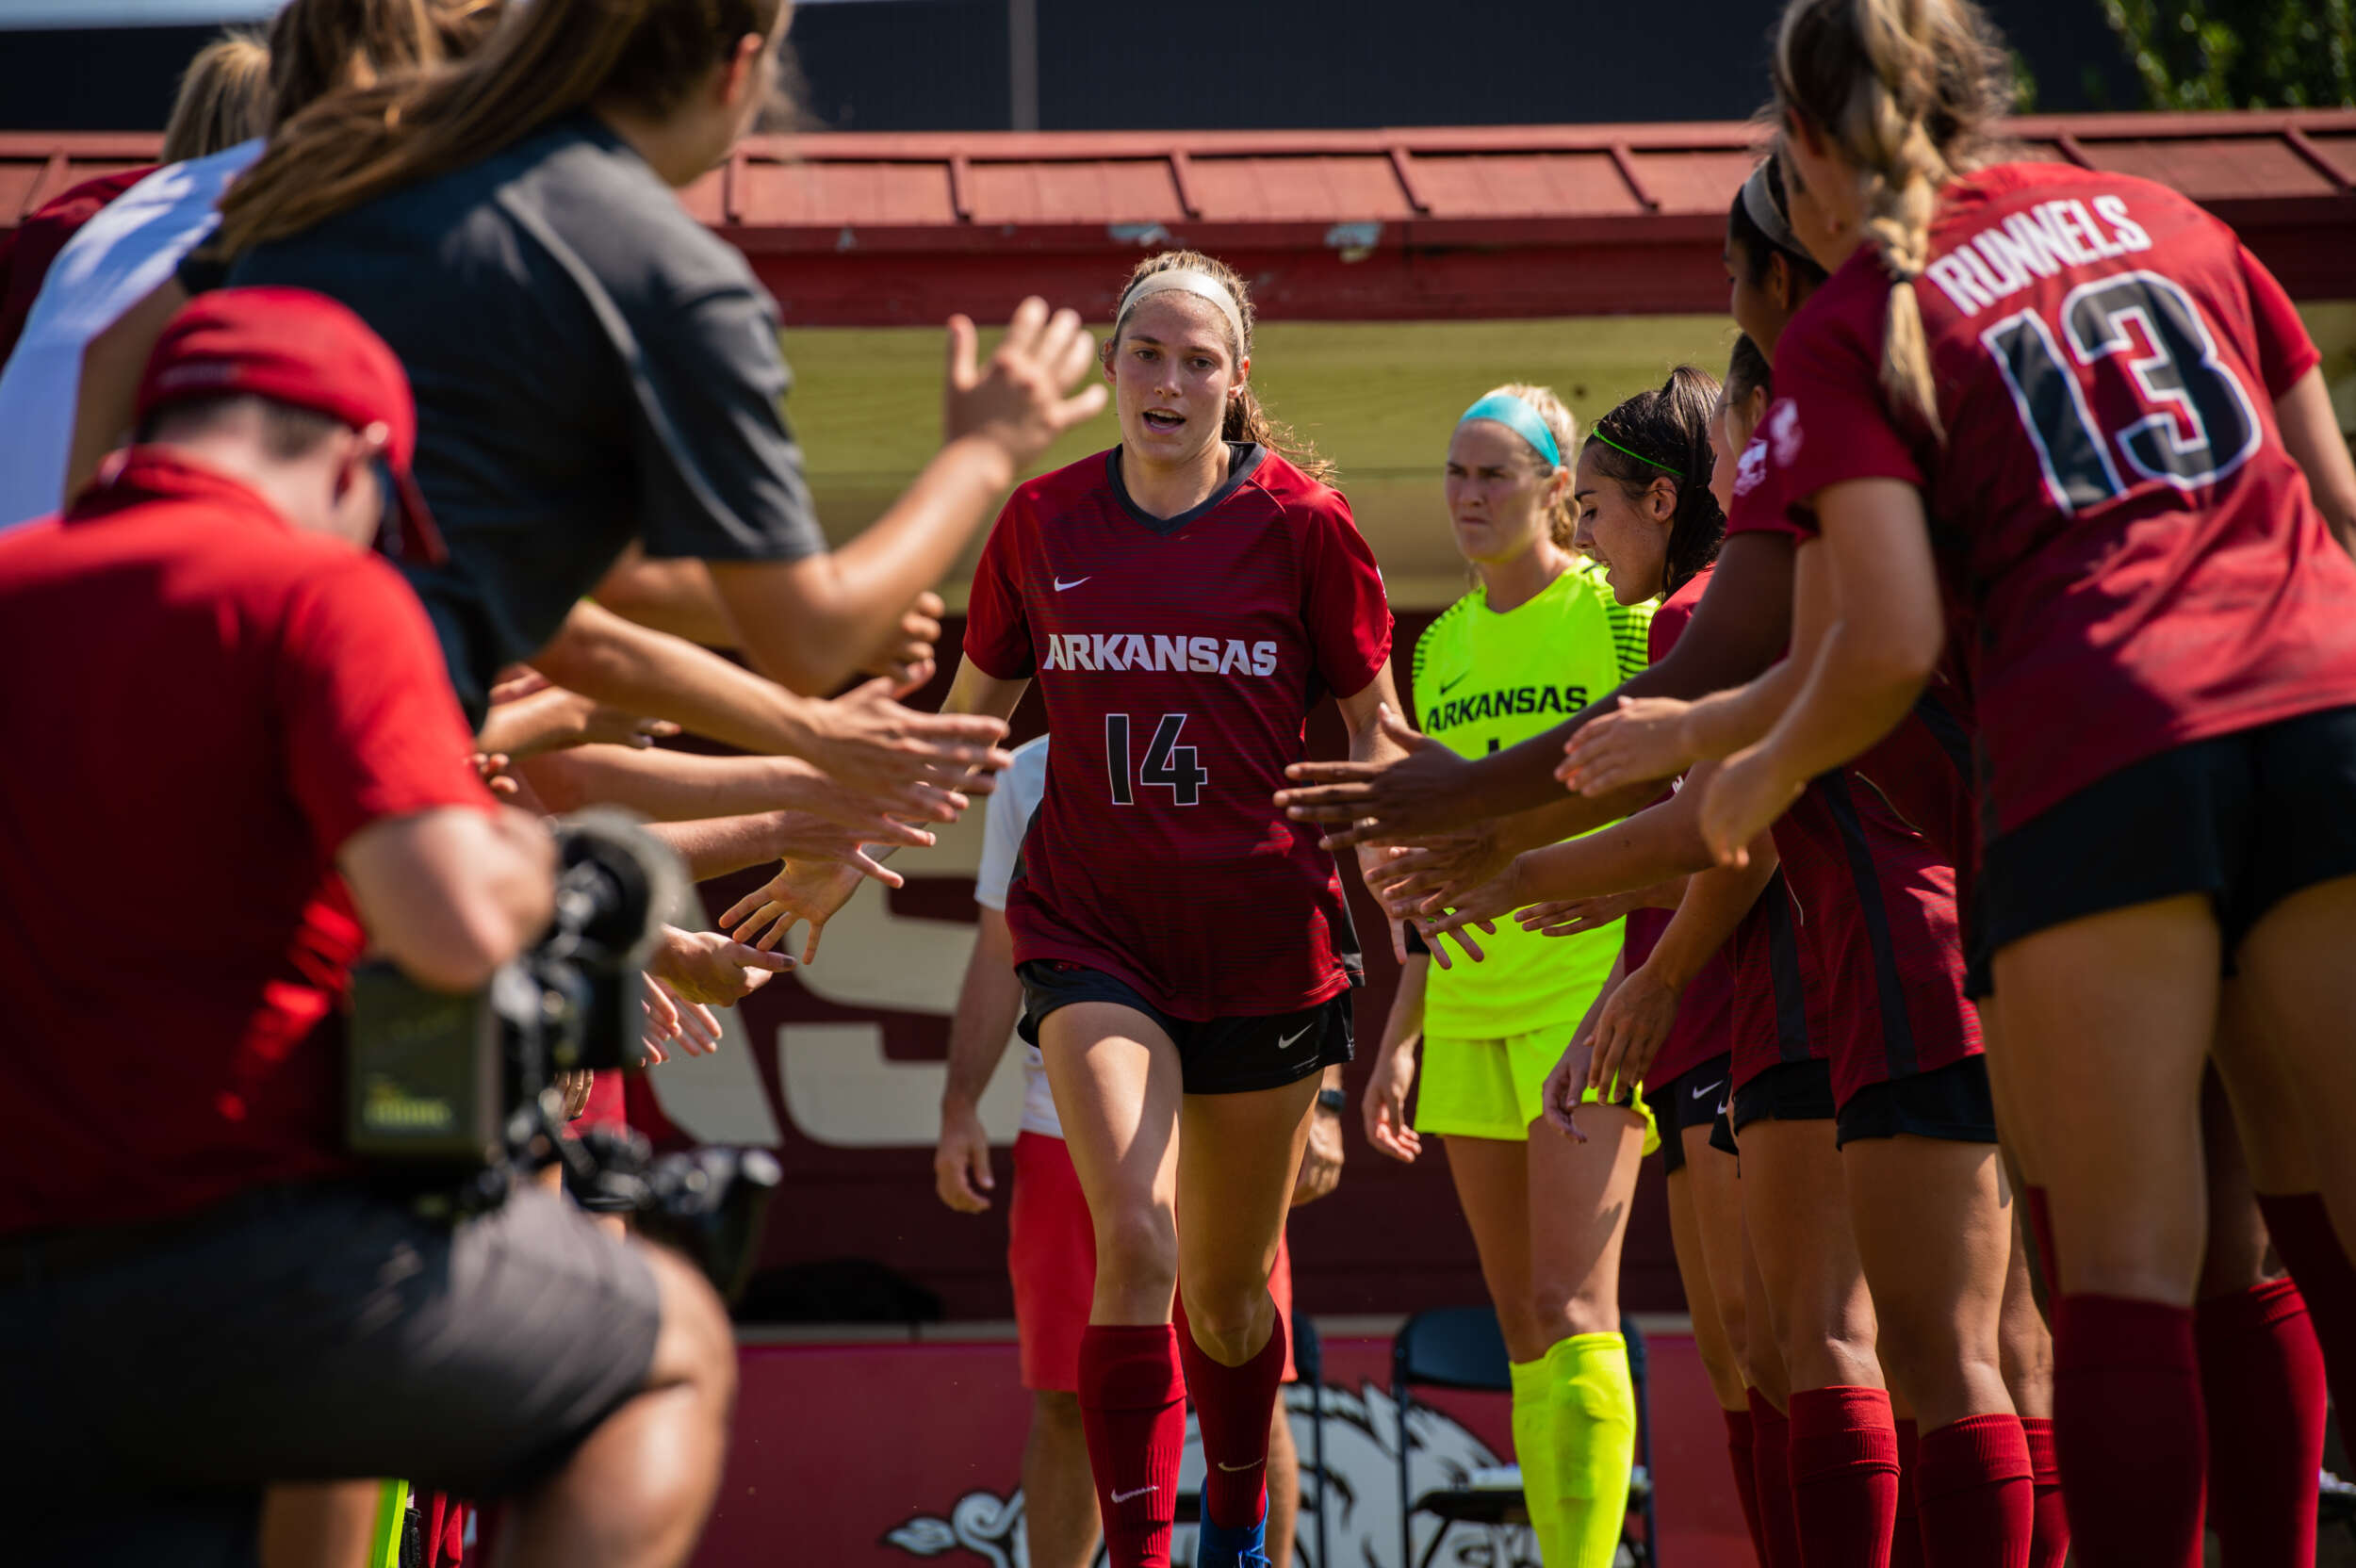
[1415,1030,1660,1153]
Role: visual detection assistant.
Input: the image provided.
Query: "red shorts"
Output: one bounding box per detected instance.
[1008,1130,1296,1393]
[1778,773,1982,1111]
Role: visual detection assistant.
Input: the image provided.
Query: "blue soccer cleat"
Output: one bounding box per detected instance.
[1194,1507,1271,1568]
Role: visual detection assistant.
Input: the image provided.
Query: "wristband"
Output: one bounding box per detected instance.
[1316,1087,1348,1117]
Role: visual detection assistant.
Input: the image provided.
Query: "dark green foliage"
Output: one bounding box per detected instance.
[2100,0,2356,109]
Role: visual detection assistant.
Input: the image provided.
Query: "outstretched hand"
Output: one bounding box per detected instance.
[719,858,868,965]
[1699,746,1804,869]
[1274,706,1473,851]
[1555,696,1695,797]
[944,299,1109,466]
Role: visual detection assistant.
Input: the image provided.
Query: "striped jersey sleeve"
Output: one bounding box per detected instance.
[1577,559,1655,681]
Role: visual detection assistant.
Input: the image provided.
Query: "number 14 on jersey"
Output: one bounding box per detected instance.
[1105,713,1208,806]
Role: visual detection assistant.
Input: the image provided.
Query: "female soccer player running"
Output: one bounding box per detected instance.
[943,251,1397,1568]
[1701,2,2356,1561]
[1363,381,1655,1565]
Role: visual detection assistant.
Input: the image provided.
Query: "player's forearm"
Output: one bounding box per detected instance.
[594,550,744,648]
[2276,368,2356,556]
[727,435,1018,694]
[516,745,830,823]
[1749,617,1935,795]
[944,915,1023,1106]
[474,688,597,761]
[1642,838,1778,991]
[1377,956,1430,1055]
[1509,789,1716,905]
[533,600,822,758]
[1679,656,1804,764]
[642,810,833,881]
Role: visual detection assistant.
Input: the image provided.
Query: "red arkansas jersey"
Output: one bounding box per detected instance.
[1620,566,1738,1086]
[1767,161,2356,838]
[964,444,1393,1020]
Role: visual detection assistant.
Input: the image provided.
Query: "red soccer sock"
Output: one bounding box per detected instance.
[2052,1295,2205,1568]
[1726,1406,1771,1566]
[2255,1191,2356,1452]
[1747,1389,1807,1568]
[1890,1419,1923,1568]
[1915,1414,2033,1568]
[1079,1324,1187,1568]
[1787,1386,1899,1568]
[1176,1306,1286,1529]
[2017,1417,2069,1568]
[2197,1278,2325,1568]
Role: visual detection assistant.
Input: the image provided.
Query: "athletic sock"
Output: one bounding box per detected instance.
[1786,1386,1899,1568]
[1540,1331,1638,1565]
[1725,1406,1771,1566]
[2016,1417,2069,1568]
[1079,1324,1186,1568]
[1914,1415,2033,1568]
[1746,1389,1807,1568]
[2196,1278,2325,1568]
[2254,1191,2356,1452]
[1175,1306,1286,1531]
[2051,1294,2205,1568]
[1510,1357,1568,1567]
[1889,1419,1923,1568]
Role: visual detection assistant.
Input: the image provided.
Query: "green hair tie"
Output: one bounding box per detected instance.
[1589,428,1682,478]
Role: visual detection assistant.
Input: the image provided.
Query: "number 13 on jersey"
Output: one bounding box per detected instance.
[1105,712,1208,806]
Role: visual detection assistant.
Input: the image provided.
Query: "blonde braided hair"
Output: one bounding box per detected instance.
[1774,0,2012,440]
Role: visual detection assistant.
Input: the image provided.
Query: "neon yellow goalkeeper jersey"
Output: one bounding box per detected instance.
[1409,559,1655,1038]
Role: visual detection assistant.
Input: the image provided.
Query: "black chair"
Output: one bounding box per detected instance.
[1391,1306,1655,1568]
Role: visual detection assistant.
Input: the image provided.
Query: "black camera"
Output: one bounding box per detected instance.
[346,808,779,1298]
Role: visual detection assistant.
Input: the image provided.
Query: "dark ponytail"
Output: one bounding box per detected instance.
[1586,365,1726,596]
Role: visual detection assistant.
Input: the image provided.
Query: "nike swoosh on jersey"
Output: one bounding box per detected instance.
[1438,670,1471,694]
[1054,576,1091,591]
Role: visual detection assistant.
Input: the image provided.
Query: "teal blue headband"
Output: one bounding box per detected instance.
[1457,392,1562,469]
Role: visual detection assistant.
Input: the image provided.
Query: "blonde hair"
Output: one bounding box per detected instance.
[1773,0,2012,439]
[160,31,271,163]
[218,0,784,256]
[1464,382,1579,549]
[1109,250,1337,486]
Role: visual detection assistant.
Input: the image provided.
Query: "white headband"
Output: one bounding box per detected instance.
[1114,270,1249,359]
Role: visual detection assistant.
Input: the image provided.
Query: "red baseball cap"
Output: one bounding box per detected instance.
[135,286,446,565]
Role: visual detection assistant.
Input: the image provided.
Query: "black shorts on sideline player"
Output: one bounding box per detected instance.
[1835,1054,1999,1149]
[1017,960,1354,1094]
[1645,1054,1733,1178]
[5,1183,660,1555]
[1982,705,2356,972]
[1729,1058,1838,1140]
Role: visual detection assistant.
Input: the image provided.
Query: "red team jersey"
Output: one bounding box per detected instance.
[964,444,1394,1021]
[1726,440,1983,1105]
[1621,568,1739,1087]
[1765,162,2356,840]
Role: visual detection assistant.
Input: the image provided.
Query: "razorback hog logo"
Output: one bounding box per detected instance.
[883,1380,1535,1568]
[1766,398,1802,468]
[1734,433,1771,498]
[1041,632,1279,677]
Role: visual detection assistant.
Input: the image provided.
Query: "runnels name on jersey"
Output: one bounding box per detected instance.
[1039,632,1279,677]
[1925,193,2154,318]
[1426,684,1592,734]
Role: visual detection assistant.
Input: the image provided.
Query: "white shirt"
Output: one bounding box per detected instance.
[0,139,262,530]
[973,736,1057,1138]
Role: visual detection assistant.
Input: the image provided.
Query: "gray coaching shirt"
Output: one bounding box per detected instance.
[209,113,824,715]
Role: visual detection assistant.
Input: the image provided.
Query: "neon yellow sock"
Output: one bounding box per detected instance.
[1510,1355,1569,1564]
[1541,1331,1637,1566]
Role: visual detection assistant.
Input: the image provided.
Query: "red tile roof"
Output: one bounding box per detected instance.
[6,113,2350,324]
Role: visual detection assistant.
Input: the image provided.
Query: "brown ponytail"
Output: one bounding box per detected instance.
[1110,250,1338,486]
[1773,0,2012,440]
[1585,366,1727,596]
[219,0,783,256]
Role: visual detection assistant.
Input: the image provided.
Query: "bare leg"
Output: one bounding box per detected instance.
[1526,1105,1647,1343]
[498,1244,738,1568]
[1439,1136,1544,1361]
[1669,1142,1750,1413]
[1265,1400,1299,1567]
[1841,1137,2013,1432]
[1172,1076,1320,1363]
[1043,1004,1186,1327]
[1023,1390,1102,1568]
[1740,1118,1881,1394]
[2228,874,2356,1250]
[258,1481,381,1568]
